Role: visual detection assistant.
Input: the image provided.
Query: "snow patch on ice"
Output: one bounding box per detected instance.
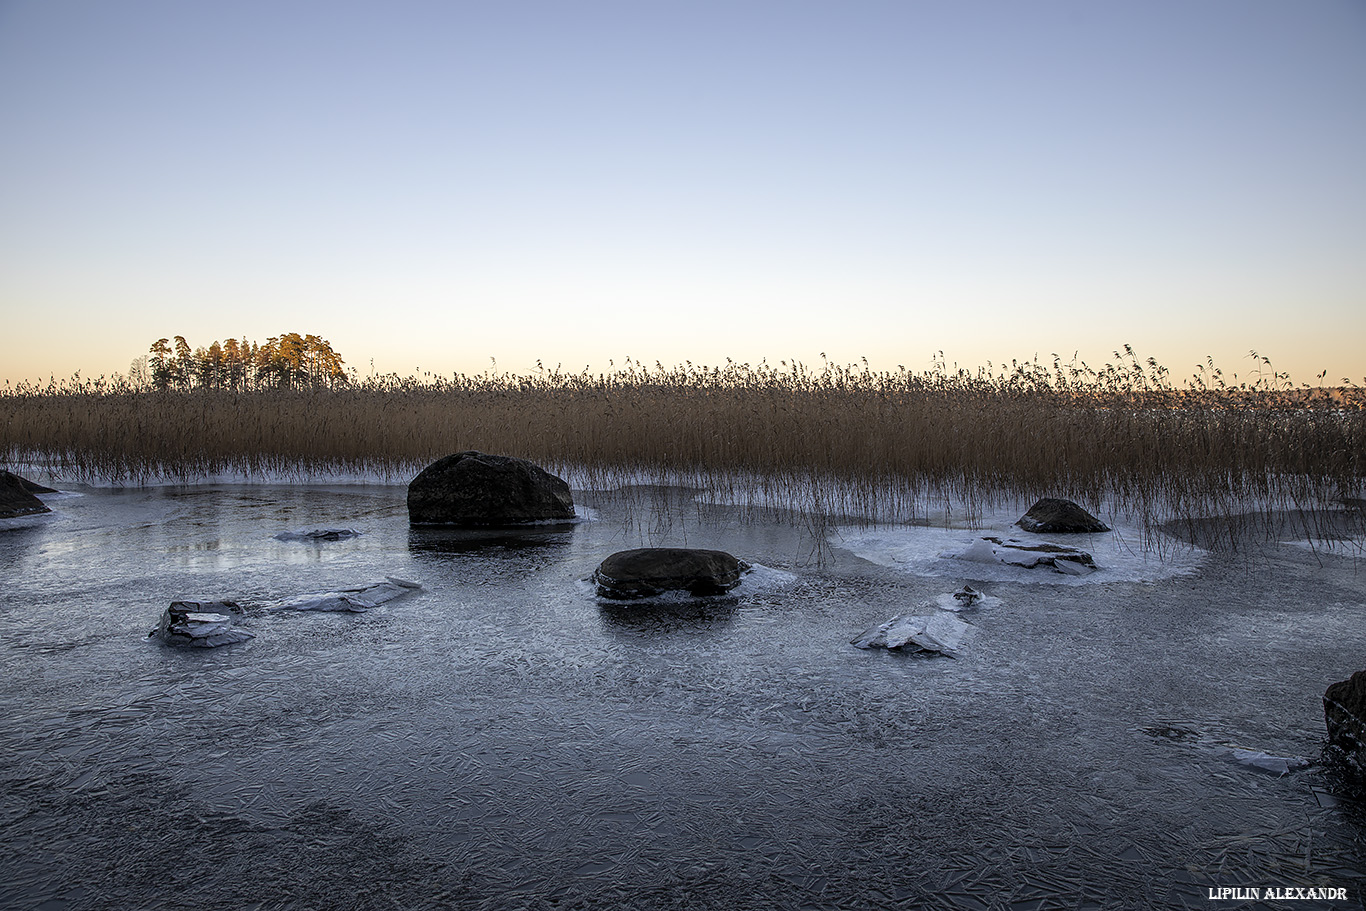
[739,562,799,590]
[832,515,1204,585]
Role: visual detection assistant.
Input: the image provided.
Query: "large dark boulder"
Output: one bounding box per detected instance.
[1016,498,1109,533]
[593,548,749,600]
[1325,670,1366,769]
[1,470,51,519]
[408,452,574,526]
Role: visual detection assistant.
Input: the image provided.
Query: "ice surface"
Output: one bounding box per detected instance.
[1,483,1362,910]
[1284,538,1365,559]
[0,511,57,531]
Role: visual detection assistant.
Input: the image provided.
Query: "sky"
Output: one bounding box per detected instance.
[1,0,1363,386]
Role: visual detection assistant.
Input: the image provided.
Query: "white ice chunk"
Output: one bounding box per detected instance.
[852,612,970,656]
[956,538,1000,564]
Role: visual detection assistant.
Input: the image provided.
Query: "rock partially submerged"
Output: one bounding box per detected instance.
[935,585,1003,613]
[956,536,1097,575]
[151,601,255,648]
[952,585,984,606]
[852,612,968,657]
[1325,669,1366,770]
[274,527,361,542]
[0,470,52,520]
[592,548,749,600]
[269,577,421,612]
[1016,498,1110,534]
[408,451,575,526]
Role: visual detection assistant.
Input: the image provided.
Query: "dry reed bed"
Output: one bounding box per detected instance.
[3,358,1363,539]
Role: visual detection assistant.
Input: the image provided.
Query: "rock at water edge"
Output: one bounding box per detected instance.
[1325,670,1366,770]
[0,470,51,520]
[408,451,575,526]
[1016,498,1110,534]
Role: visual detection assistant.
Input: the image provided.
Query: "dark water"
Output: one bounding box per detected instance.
[1,484,1363,910]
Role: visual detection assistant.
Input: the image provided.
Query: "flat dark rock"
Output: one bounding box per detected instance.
[0,470,52,520]
[1016,497,1109,533]
[407,451,575,526]
[1325,669,1366,769]
[593,548,749,600]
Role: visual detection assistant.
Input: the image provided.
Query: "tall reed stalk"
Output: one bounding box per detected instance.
[3,354,1362,543]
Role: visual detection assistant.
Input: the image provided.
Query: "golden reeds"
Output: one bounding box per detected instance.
[2,354,1362,542]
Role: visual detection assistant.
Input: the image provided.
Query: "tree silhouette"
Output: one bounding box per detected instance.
[144,333,348,391]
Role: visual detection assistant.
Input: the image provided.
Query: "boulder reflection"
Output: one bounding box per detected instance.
[595,595,739,633]
[406,523,577,557]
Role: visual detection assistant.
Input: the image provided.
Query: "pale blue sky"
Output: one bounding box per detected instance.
[2,0,1363,385]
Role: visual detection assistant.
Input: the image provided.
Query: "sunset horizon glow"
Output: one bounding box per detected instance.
[2,1,1363,388]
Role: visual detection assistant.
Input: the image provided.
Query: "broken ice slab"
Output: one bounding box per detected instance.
[273,527,361,542]
[268,577,422,612]
[953,535,1097,575]
[851,612,970,657]
[1229,749,1311,777]
[151,601,255,648]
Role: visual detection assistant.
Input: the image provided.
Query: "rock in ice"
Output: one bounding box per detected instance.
[852,612,969,657]
[273,527,361,542]
[953,585,983,605]
[152,601,255,648]
[270,577,422,612]
[954,535,1097,575]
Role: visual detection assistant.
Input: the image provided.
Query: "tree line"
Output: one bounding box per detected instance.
[136,333,348,391]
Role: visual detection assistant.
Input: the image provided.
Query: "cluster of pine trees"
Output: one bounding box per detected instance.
[138,333,348,391]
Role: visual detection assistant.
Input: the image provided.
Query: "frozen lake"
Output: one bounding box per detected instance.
[2,482,1364,910]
